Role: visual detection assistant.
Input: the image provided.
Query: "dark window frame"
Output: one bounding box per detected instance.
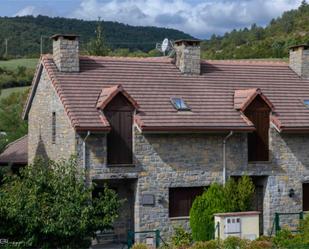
[170,97,191,111]
[52,112,56,144]
[169,187,205,218]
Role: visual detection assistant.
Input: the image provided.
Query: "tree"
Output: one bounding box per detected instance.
[0,157,122,249]
[86,18,110,56]
[189,176,255,241]
[0,90,28,152]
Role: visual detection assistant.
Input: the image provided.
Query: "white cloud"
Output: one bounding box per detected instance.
[14,4,57,17]
[14,6,38,17]
[70,0,302,38]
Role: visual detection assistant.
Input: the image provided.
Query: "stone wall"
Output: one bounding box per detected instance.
[80,126,309,237]
[289,47,309,79]
[175,43,201,75]
[28,68,76,163]
[134,131,247,239]
[52,36,79,72]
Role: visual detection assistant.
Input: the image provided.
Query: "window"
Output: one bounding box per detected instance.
[169,187,204,217]
[245,96,270,162]
[52,112,56,144]
[105,93,134,165]
[304,100,309,108]
[303,183,309,211]
[171,97,191,111]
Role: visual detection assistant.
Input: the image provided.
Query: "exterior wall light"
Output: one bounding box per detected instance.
[289,188,295,198]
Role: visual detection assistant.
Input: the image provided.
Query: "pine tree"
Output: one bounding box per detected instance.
[87,18,110,56]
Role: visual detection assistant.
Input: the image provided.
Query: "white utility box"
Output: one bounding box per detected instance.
[214,211,260,240]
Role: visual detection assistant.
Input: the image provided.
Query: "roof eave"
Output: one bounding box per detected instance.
[280,127,309,133]
[140,126,255,133]
[22,61,44,120]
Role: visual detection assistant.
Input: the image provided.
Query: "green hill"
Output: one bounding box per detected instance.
[201,1,309,59]
[0,15,193,57]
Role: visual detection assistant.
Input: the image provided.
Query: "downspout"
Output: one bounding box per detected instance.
[223,131,233,185]
[83,131,91,186]
[83,131,91,169]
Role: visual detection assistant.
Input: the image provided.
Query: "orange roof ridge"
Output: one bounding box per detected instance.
[79,55,173,63]
[96,84,140,110]
[234,88,274,112]
[202,59,288,66]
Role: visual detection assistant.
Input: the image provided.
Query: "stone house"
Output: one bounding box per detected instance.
[2,35,309,242]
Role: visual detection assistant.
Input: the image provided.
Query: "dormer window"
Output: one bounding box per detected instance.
[96,85,139,166]
[304,100,309,108]
[171,97,191,111]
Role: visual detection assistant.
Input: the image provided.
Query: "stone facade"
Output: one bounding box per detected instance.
[28,72,309,238]
[73,125,309,239]
[289,46,309,79]
[52,35,79,72]
[27,61,309,240]
[28,68,76,163]
[174,41,201,75]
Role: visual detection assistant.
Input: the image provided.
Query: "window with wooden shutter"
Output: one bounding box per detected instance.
[169,187,205,217]
[52,112,56,144]
[105,93,134,165]
[303,183,309,211]
[244,95,270,162]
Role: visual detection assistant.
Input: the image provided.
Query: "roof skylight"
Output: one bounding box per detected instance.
[304,100,309,108]
[171,97,191,111]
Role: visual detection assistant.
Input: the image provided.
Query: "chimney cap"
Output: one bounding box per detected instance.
[50,34,80,41]
[174,39,201,46]
[289,44,309,51]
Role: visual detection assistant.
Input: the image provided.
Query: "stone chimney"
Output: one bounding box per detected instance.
[289,44,309,79]
[51,34,79,72]
[174,39,201,75]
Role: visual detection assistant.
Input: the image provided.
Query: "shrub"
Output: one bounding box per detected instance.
[223,236,249,249]
[171,226,193,248]
[190,240,221,249]
[190,176,255,241]
[248,240,272,249]
[132,243,148,249]
[190,183,227,241]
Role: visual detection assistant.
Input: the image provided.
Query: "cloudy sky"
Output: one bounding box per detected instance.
[1,0,303,38]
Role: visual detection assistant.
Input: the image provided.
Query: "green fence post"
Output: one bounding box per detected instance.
[127,231,134,249]
[217,222,220,240]
[155,230,160,248]
[275,213,280,234]
[300,211,304,220]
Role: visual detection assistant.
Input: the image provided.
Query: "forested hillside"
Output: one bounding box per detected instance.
[0,15,193,57]
[201,1,309,59]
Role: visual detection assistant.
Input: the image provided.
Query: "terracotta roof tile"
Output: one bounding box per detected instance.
[96,84,139,110]
[23,55,309,132]
[234,88,274,112]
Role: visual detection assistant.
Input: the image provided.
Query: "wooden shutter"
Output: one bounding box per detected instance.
[105,93,134,165]
[303,183,309,211]
[245,96,270,162]
[169,187,204,217]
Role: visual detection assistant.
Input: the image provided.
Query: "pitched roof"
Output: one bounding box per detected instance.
[96,85,139,110]
[0,135,28,165]
[234,88,274,112]
[23,55,309,133]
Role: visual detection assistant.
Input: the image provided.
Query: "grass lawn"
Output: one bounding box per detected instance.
[0,58,38,70]
[0,86,30,99]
